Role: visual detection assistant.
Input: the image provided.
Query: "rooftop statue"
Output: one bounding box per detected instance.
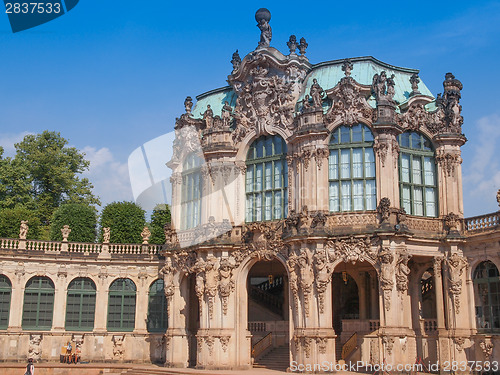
[255,8,272,48]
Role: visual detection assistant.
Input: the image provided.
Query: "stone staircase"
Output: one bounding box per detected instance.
[253,344,289,372]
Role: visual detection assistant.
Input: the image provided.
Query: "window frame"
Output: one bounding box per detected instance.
[0,275,12,330]
[473,261,500,333]
[22,276,55,331]
[398,131,438,217]
[181,153,203,230]
[107,278,137,332]
[245,135,288,222]
[328,124,376,212]
[65,277,97,332]
[147,279,168,333]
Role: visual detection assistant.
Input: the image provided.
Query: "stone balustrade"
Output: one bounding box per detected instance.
[464,211,500,233]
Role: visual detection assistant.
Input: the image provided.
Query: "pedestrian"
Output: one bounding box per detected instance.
[24,358,34,375]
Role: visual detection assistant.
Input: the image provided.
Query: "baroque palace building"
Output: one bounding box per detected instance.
[1,8,500,372]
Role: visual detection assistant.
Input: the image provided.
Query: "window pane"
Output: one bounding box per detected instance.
[353,180,364,211]
[400,133,410,148]
[413,187,424,216]
[425,188,437,217]
[274,162,282,189]
[366,180,376,210]
[365,149,375,178]
[329,182,339,212]
[364,127,374,142]
[352,149,363,178]
[352,124,363,143]
[264,137,272,157]
[255,164,263,191]
[424,157,435,186]
[274,191,282,220]
[402,186,411,214]
[329,151,338,180]
[340,127,350,143]
[255,193,262,221]
[411,133,422,150]
[412,157,422,185]
[264,162,272,190]
[341,181,351,211]
[246,166,254,193]
[340,149,350,179]
[264,192,272,221]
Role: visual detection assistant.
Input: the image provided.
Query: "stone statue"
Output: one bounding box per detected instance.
[310,78,324,108]
[378,247,394,310]
[160,257,175,297]
[287,35,298,54]
[218,258,235,315]
[231,50,241,72]
[141,226,151,244]
[164,223,178,247]
[342,59,353,77]
[103,227,111,243]
[446,252,466,313]
[298,37,308,55]
[28,334,42,361]
[410,73,420,96]
[221,101,232,127]
[371,71,387,100]
[203,105,214,128]
[255,8,272,48]
[377,197,391,224]
[314,251,333,313]
[61,225,71,242]
[386,74,396,99]
[184,96,193,114]
[19,220,29,240]
[395,251,411,293]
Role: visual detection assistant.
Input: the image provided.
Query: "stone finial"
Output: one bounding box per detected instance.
[61,225,71,242]
[255,8,272,48]
[287,35,298,54]
[298,37,308,55]
[409,73,420,96]
[19,220,28,240]
[230,50,241,72]
[103,227,111,244]
[184,96,193,114]
[497,189,500,208]
[342,59,353,77]
[377,197,391,224]
[437,72,463,132]
[141,226,151,244]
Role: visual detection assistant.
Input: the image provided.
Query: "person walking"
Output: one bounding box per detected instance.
[25,358,34,375]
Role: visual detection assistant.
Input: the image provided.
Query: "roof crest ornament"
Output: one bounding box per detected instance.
[231,50,241,73]
[298,37,308,56]
[287,35,298,55]
[342,59,353,77]
[255,8,272,49]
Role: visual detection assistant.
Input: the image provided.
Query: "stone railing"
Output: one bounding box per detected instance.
[341,332,358,360]
[464,212,500,233]
[405,216,444,233]
[252,332,272,359]
[342,319,380,334]
[423,318,438,333]
[0,237,164,256]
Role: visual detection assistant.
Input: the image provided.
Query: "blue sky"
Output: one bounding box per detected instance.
[0,1,499,216]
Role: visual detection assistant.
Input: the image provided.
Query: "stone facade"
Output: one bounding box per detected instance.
[1,8,499,373]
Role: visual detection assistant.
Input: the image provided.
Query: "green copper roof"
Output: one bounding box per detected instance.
[191,56,435,119]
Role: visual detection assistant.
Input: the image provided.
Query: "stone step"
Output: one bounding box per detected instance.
[254,345,290,371]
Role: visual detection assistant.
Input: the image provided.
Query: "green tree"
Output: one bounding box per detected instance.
[50,203,97,242]
[0,147,33,210]
[149,204,171,244]
[0,206,41,239]
[13,131,100,225]
[100,201,145,244]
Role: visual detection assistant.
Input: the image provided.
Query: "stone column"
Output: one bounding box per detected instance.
[52,273,68,331]
[135,279,149,333]
[8,274,25,331]
[433,257,446,330]
[94,278,109,332]
[373,130,401,206]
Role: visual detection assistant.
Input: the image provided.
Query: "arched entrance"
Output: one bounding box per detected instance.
[242,256,290,371]
[332,261,379,362]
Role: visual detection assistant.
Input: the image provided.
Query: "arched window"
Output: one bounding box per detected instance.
[420,269,437,319]
[181,153,203,229]
[246,135,288,222]
[147,279,168,332]
[22,276,55,330]
[474,261,500,332]
[65,278,96,331]
[398,132,437,217]
[107,278,136,332]
[0,275,12,330]
[329,124,376,212]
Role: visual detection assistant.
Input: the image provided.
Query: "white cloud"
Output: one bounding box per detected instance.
[462,114,500,216]
[0,131,32,157]
[81,146,133,207]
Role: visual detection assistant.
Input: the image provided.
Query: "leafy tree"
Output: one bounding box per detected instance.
[13,131,100,225]
[0,206,41,239]
[149,204,171,244]
[50,203,97,242]
[0,147,33,210]
[99,201,145,244]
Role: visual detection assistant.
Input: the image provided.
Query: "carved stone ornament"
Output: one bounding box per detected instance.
[342,59,353,77]
[287,35,298,54]
[409,73,421,96]
[102,227,110,243]
[436,149,462,177]
[395,249,411,294]
[373,138,389,167]
[314,251,334,313]
[313,148,329,170]
[382,336,395,355]
[326,236,375,264]
[445,252,467,314]
[230,52,306,140]
[454,337,466,352]
[378,247,394,311]
[256,8,272,48]
[205,336,215,356]
[325,75,373,127]
[219,336,230,352]
[480,339,494,361]
[497,189,500,208]
[160,257,175,299]
[61,225,71,241]
[372,71,395,103]
[112,335,125,359]
[231,50,241,72]
[164,223,179,248]
[377,197,391,224]
[397,103,428,131]
[184,96,193,115]
[192,257,219,319]
[218,258,235,315]
[444,212,460,233]
[298,37,308,55]
[316,337,328,354]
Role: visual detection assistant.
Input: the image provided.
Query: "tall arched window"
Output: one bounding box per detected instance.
[474,261,500,332]
[147,279,168,332]
[22,276,55,330]
[329,124,376,212]
[0,275,11,330]
[65,278,96,331]
[107,278,136,332]
[398,132,437,217]
[181,153,203,230]
[246,135,288,222]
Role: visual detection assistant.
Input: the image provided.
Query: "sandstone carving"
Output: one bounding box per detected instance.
[141,226,151,244]
[378,247,394,311]
[28,334,42,361]
[445,252,467,314]
[61,225,71,241]
[19,220,28,240]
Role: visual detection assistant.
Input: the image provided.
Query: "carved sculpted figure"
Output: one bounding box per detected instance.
[310,78,324,108]
[203,105,214,128]
[377,197,391,224]
[160,257,175,298]
[378,247,394,310]
[221,101,232,127]
[28,334,42,361]
[231,50,241,72]
[61,225,71,241]
[395,251,411,293]
[446,252,467,314]
[218,258,235,315]
[314,251,333,313]
[184,96,193,114]
[257,18,272,47]
[103,227,111,243]
[372,71,387,100]
[19,220,28,239]
[298,248,314,315]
